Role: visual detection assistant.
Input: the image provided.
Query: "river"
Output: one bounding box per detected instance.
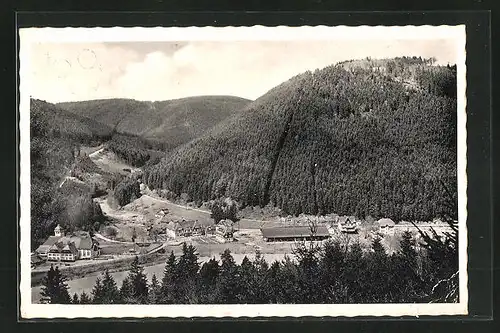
[31,253,290,303]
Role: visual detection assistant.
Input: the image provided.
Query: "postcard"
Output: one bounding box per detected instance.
[19,25,467,318]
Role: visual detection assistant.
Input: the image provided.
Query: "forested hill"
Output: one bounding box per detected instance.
[58,96,251,151]
[31,99,114,144]
[143,57,458,222]
[31,99,109,248]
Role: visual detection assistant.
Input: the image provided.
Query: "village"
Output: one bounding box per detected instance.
[31,187,451,272]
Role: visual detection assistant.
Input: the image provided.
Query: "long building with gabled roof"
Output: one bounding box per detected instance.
[261,225,330,242]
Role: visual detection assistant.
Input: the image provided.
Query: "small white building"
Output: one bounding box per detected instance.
[215,220,234,243]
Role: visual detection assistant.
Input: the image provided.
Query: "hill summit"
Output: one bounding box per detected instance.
[143,57,458,221]
[58,95,251,151]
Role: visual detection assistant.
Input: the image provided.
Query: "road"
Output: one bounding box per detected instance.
[88,146,105,158]
[94,233,134,244]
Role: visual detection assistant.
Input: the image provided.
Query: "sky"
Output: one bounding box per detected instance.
[29,39,459,103]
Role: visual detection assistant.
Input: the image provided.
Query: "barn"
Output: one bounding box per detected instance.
[261,226,330,242]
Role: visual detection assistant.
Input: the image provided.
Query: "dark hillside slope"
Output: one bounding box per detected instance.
[58,96,250,150]
[31,99,113,144]
[143,58,457,222]
[30,99,108,248]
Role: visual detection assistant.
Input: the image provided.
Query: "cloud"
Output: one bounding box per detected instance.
[29,40,459,103]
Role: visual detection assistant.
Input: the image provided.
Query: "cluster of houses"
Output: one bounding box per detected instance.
[32,214,400,267]
[35,225,101,262]
[163,218,234,243]
[167,219,216,238]
[148,212,235,243]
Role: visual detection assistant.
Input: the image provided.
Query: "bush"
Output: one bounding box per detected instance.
[209,197,240,223]
[104,226,118,238]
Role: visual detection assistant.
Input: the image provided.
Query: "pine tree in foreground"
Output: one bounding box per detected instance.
[217,249,240,304]
[40,265,71,304]
[160,251,177,304]
[148,274,161,304]
[198,257,220,303]
[91,277,103,304]
[127,256,149,304]
[79,291,91,304]
[119,276,134,304]
[176,243,200,303]
[100,270,120,303]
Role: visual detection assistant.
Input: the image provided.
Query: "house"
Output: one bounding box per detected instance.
[215,220,234,243]
[377,218,396,235]
[337,216,358,233]
[261,225,330,242]
[36,225,100,262]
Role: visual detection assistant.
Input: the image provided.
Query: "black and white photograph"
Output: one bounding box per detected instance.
[19,26,467,318]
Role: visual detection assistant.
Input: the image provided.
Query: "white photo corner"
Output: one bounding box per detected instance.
[19,25,467,318]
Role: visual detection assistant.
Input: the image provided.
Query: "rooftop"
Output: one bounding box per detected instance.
[377,218,396,227]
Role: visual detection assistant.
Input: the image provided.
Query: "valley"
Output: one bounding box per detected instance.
[29,56,459,305]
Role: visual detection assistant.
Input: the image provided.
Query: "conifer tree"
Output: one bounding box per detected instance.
[238,256,255,303]
[293,240,321,303]
[393,230,422,302]
[366,237,391,302]
[217,249,240,304]
[198,257,220,303]
[119,276,134,303]
[148,274,161,304]
[72,293,80,304]
[253,251,270,303]
[176,243,200,303]
[267,261,282,303]
[99,270,120,304]
[160,251,177,304]
[344,242,366,303]
[277,255,300,303]
[79,291,91,304]
[40,265,71,304]
[320,240,347,302]
[91,277,104,304]
[127,256,149,303]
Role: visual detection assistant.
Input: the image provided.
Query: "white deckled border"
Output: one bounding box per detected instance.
[19,25,467,319]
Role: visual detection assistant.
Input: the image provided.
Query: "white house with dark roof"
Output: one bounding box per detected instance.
[377,218,396,235]
[35,225,100,261]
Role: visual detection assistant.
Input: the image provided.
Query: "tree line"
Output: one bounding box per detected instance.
[41,222,458,305]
